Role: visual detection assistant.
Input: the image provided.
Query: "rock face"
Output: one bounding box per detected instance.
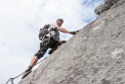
[95,0,120,15]
[19,0,125,84]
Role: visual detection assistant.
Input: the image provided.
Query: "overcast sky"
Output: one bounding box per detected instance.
[0,0,104,84]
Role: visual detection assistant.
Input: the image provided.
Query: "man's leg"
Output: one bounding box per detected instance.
[57,40,66,48]
[22,42,49,79]
[25,56,38,72]
[29,56,38,67]
[48,40,66,55]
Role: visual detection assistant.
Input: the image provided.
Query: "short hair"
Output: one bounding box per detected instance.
[56,19,64,23]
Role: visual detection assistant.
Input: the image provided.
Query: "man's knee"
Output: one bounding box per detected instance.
[59,40,66,46]
[34,50,46,59]
[61,40,66,43]
[34,54,43,59]
[34,55,39,59]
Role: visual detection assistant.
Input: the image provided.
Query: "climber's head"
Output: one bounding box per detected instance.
[56,19,64,27]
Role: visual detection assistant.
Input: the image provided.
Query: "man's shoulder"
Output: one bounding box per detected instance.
[49,23,57,29]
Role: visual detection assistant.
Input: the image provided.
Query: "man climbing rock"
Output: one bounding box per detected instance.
[22,19,77,79]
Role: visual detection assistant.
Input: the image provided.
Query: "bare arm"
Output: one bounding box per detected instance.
[56,27,70,34]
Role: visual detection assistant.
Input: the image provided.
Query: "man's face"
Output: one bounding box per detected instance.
[56,20,63,27]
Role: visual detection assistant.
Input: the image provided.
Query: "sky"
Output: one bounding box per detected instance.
[0,0,104,84]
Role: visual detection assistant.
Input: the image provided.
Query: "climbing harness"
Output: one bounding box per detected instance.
[41,36,51,46]
[5,57,48,84]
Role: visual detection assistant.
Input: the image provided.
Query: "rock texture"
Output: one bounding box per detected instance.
[95,0,120,15]
[19,0,125,84]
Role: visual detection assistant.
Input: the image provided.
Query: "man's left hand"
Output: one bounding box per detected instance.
[70,31,76,35]
[70,30,80,35]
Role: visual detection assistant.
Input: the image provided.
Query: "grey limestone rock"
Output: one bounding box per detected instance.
[95,0,120,15]
[19,0,125,84]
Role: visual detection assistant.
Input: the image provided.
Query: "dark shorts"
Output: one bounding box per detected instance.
[34,37,66,59]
